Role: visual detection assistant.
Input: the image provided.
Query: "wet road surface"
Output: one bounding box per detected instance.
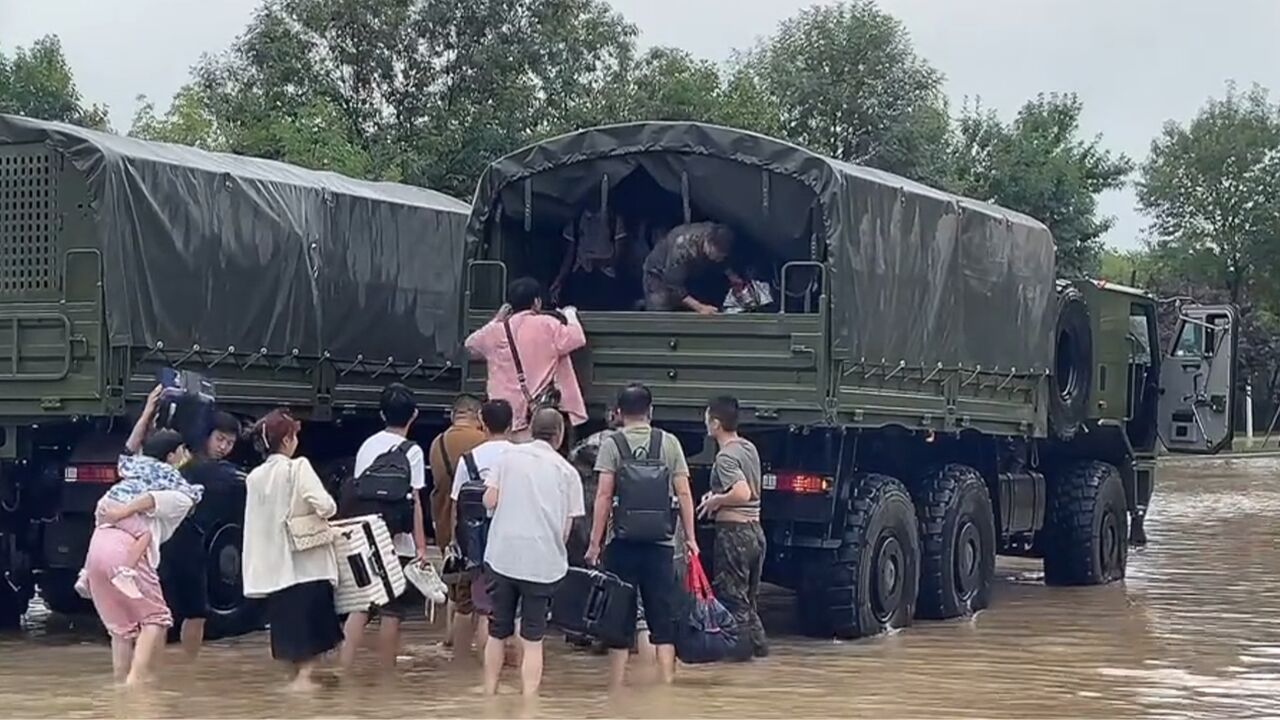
[1,455,1278,718]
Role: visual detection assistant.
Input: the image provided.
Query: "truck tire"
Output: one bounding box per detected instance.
[910,465,996,620]
[1050,286,1092,442]
[1043,461,1128,585]
[202,520,263,640]
[819,473,920,639]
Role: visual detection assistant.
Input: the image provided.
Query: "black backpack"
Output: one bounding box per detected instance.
[343,440,416,535]
[611,429,675,542]
[455,452,490,569]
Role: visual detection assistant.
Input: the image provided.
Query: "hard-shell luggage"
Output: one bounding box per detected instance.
[332,515,406,615]
[551,567,637,647]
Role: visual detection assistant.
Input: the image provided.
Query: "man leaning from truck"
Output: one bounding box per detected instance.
[642,222,745,314]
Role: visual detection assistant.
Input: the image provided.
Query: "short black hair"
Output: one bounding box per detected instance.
[616,382,653,418]
[211,411,240,436]
[481,399,514,435]
[707,395,740,432]
[530,407,565,445]
[508,277,544,313]
[380,383,418,428]
[142,429,186,462]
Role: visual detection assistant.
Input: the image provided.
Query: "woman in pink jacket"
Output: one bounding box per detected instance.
[465,277,588,436]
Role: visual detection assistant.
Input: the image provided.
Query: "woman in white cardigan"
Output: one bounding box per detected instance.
[242,409,341,692]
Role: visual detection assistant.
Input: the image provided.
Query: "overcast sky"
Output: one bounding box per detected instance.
[3,0,1279,250]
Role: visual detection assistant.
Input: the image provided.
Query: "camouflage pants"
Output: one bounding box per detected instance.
[712,521,767,655]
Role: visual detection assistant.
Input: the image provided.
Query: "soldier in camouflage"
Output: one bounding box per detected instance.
[642,222,743,314]
[698,395,768,659]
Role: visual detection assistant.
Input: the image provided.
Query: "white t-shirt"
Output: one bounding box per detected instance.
[450,439,515,516]
[354,430,426,558]
[483,440,584,584]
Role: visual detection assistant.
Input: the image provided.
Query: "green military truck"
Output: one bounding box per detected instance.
[463,122,1238,637]
[0,115,470,632]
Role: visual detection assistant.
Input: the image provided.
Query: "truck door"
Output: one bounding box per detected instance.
[1159,305,1238,454]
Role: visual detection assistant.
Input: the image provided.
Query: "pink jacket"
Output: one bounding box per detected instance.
[465,310,588,429]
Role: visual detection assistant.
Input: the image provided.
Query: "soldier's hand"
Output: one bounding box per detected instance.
[584,543,602,567]
[695,303,719,316]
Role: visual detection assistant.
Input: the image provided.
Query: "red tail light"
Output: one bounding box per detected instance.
[64,464,119,484]
[764,471,832,494]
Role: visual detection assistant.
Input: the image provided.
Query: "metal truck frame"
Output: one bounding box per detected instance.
[0,115,470,633]
[462,122,1238,637]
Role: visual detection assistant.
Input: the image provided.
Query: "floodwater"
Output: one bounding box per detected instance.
[2,456,1279,719]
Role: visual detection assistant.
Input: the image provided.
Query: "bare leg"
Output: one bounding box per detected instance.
[111,636,134,683]
[608,648,629,689]
[655,644,676,684]
[443,601,455,648]
[378,616,402,671]
[474,615,490,655]
[482,635,505,695]
[339,612,369,672]
[180,618,206,660]
[125,624,165,686]
[519,638,544,697]
[450,612,476,658]
[287,659,321,692]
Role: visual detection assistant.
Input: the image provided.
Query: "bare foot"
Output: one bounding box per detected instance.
[286,676,321,693]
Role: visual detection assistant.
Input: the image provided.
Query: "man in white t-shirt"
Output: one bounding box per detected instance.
[338,383,428,673]
[448,398,515,650]
[481,408,584,697]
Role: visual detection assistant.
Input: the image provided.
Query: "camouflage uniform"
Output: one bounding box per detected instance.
[642,222,725,311]
[713,521,767,657]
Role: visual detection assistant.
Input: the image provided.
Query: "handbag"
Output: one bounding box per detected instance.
[285,457,336,552]
[502,315,562,421]
[675,553,739,664]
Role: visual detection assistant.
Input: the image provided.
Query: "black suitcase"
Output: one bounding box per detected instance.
[552,567,638,647]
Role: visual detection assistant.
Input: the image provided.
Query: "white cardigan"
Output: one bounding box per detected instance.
[242,454,339,598]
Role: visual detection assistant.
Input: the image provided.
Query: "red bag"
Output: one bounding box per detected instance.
[675,553,739,664]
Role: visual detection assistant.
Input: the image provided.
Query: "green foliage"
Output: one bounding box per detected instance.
[1137,83,1280,304]
[0,35,108,129]
[946,94,1133,277]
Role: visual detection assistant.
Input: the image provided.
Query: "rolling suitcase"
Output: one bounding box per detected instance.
[551,567,638,647]
[332,515,406,615]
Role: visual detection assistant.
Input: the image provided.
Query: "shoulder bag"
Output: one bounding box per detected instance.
[285,457,336,552]
[503,315,562,422]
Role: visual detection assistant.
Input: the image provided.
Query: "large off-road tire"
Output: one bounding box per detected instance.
[910,465,996,620]
[1050,286,1093,442]
[202,519,263,640]
[801,474,920,639]
[1043,461,1128,585]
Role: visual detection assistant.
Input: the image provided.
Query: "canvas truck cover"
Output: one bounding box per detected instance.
[468,122,1056,371]
[0,114,470,365]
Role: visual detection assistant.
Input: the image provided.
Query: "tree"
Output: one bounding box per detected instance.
[138,0,639,197]
[1137,83,1280,306]
[945,94,1133,277]
[0,35,108,129]
[737,1,949,181]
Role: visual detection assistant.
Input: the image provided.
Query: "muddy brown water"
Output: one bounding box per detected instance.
[2,456,1278,718]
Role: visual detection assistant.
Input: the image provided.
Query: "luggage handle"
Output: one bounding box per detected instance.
[584,579,609,621]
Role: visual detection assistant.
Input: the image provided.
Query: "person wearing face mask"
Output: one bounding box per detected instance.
[697,395,767,660]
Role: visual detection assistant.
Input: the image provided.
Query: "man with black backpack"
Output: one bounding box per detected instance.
[338,383,428,672]
[586,383,698,686]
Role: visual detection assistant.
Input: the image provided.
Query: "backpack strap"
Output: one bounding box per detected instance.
[461,451,483,485]
[609,431,631,462]
[436,436,456,480]
[646,428,663,461]
[396,440,416,455]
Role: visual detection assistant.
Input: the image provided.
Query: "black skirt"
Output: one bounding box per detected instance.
[266,580,343,662]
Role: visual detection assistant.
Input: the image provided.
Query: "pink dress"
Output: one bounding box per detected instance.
[84,504,170,639]
[466,310,588,430]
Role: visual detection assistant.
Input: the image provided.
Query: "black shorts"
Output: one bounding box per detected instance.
[485,565,559,643]
[604,540,677,648]
[159,522,208,620]
[367,556,423,620]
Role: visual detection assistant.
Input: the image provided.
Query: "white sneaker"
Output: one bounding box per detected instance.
[109,567,144,600]
[405,561,448,605]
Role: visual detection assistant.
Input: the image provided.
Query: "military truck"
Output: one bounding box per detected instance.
[462,122,1237,638]
[0,115,470,633]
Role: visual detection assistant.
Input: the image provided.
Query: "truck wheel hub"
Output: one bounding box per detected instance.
[872,534,904,622]
[954,520,981,599]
